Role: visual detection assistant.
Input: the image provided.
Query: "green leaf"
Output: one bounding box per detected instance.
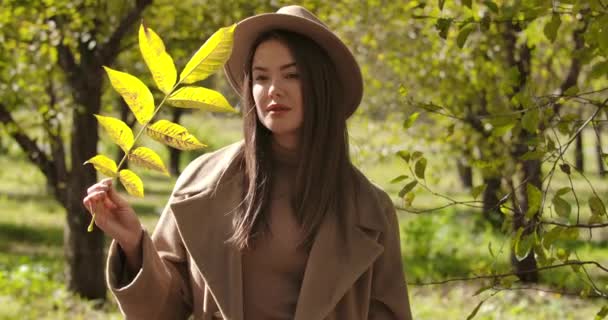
[473,284,493,297]
[589,214,603,225]
[488,241,495,258]
[519,150,544,160]
[589,60,608,81]
[556,187,572,197]
[514,228,533,261]
[435,18,453,39]
[500,275,518,288]
[472,184,486,200]
[483,0,498,13]
[589,196,607,216]
[415,158,427,180]
[521,108,540,133]
[543,13,561,43]
[563,85,579,96]
[559,163,571,175]
[556,248,570,262]
[399,181,418,198]
[397,150,411,162]
[411,151,423,160]
[552,196,571,218]
[462,0,472,9]
[390,175,408,184]
[466,299,485,320]
[457,24,475,48]
[526,183,542,219]
[595,305,608,320]
[403,112,420,129]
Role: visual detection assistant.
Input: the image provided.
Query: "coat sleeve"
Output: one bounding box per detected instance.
[368,191,413,320]
[106,202,193,320]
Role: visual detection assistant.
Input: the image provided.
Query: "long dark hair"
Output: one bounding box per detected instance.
[227,30,352,251]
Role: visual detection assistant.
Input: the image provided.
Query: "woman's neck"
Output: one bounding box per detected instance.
[271,138,300,167]
[272,132,298,151]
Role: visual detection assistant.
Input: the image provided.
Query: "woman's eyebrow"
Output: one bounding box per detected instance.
[253,62,297,72]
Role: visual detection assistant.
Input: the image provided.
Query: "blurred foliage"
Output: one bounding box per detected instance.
[1,0,608,318]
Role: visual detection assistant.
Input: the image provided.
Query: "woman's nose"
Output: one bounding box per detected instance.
[268,79,283,99]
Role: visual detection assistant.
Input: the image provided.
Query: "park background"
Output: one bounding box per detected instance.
[0,0,607,319]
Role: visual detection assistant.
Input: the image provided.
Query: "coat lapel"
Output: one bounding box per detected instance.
[168,142,386,320]
[170,174,245,320]
[293,187,385,320]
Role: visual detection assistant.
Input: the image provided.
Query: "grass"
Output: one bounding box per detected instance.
[1,113,607,319]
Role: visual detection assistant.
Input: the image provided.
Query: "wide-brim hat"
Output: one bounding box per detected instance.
[224,5,363,118]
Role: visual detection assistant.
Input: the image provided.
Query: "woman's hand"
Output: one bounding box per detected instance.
[83,178,143,271]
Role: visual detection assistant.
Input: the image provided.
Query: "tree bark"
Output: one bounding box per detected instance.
[64,74,105,298]
[456,158,473,189]
[116,99,135,172]
[504,21,539,283]
[482,176,503,228]
[54,0,152,300]
[575,132,584,172]
[512,156,541,283]
[596,124,606,177]
[169,108,184,176]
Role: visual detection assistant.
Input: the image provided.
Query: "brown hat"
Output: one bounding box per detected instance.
[224,5,363,118]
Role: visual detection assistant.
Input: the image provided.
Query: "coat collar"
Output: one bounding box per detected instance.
[169,142,386,320]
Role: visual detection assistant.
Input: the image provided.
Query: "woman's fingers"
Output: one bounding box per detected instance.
[107,186,130,208]
[87,183,109,194]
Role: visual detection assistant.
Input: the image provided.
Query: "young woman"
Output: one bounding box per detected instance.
[83,5,412,320]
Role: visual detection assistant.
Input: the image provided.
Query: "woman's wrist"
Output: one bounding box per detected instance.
[118,227,144,272]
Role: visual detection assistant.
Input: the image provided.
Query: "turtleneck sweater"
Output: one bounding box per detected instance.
[241,141,310,320]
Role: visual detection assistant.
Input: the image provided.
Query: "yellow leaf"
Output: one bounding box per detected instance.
[167,86,236,113]
[179,24,236,84]
[128,146,169,176]
[103,66,155,125]
[139,23,177,94]
[119,169,144,197]
[84,155,118,178]
[94,114,134,153]
[145,119,206,150]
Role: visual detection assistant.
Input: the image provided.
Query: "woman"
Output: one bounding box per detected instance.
[83,5,412,320]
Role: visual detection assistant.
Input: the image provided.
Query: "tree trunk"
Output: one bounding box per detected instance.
[456,158,473,189]
[575,131,584,172]
[482,176,503,228]
[116,99,134,172]
[512,151,540,283]
[64,75,106,300]
[596,124,606,177]
[169,108,184,176]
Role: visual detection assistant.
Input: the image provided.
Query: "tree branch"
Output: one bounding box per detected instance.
[98,0,153,65]
[409,260,608,286]
[0,103,62,205]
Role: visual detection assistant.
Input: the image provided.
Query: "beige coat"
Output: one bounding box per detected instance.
[106,141,412,320]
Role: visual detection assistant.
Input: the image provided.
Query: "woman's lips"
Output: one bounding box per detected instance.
[267,104,290,115]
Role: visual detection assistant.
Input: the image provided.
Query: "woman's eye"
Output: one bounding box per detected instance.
[286,73,299,79]
[254,75,268,81]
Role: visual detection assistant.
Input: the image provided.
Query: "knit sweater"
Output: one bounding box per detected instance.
[241,141,309,320]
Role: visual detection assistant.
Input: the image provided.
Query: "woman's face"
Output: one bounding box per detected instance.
[251,39,304,146]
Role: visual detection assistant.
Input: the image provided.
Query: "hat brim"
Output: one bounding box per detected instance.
[224,12,363,118]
